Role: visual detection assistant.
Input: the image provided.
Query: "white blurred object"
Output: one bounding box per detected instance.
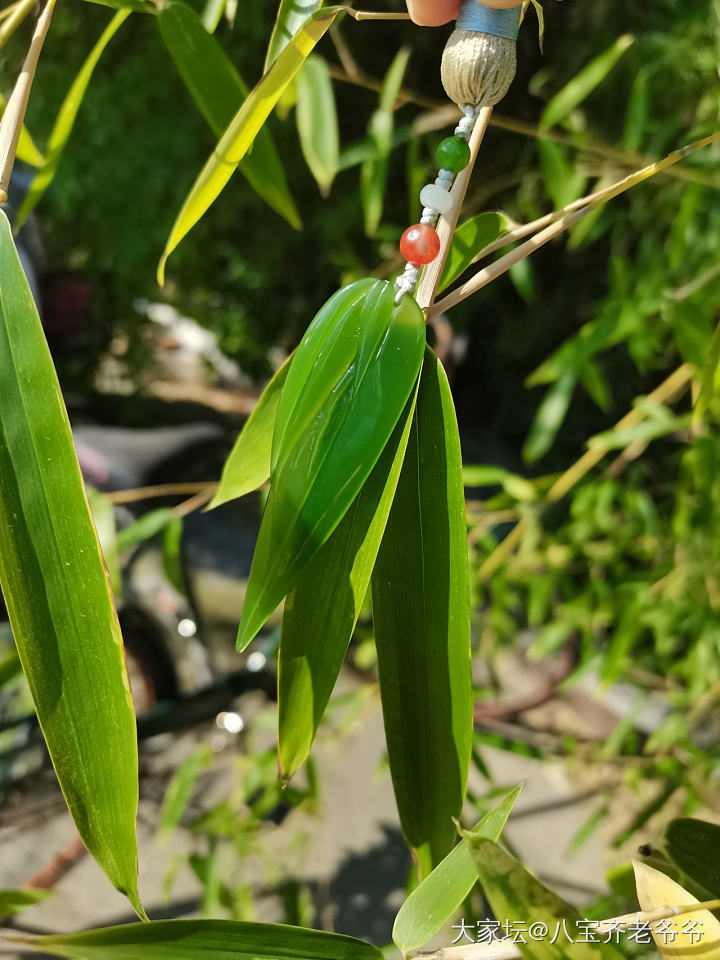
[136,299,250,388]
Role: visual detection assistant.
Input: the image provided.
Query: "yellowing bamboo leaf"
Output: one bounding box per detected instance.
[633,861,720,959]
[156,1,301,229]
[157,11,339,285]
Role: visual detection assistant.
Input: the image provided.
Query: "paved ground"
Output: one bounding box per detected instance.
[0,658,627,960]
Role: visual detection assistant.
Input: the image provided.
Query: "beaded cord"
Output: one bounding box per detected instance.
[394,104,478,303]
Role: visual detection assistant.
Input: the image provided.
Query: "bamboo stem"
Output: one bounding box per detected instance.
[0,0,55,201]
[416,106,493,313]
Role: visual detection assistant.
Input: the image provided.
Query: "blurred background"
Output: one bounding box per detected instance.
[0,0,719,951]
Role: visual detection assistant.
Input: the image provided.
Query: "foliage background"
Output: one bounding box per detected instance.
[6,0,720,843]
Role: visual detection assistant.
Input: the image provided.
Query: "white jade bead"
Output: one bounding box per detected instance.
[420,183,453,215]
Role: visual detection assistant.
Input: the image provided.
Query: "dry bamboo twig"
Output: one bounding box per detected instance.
[0,0,35,51]
[108,482,218,506]
[0,0,54,200]
[429,207,588,318]
[326,65,720,188]
[478,364,694,580]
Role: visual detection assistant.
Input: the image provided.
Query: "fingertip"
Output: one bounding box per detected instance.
[406,0,460,26]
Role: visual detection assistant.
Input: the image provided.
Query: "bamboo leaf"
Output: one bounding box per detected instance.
[156,1,301,230]
[663,819,720,897]
[83,0,153,12]
[439,212,509,292]
[236,280,425,650]
[693,320,720,423]
[0,889,52,918]
[0,92,44,167]
[633,861,720,959]
[115,507,176,553]
[158,10,339,284]
[265,0,324,70]
[159,744,214,842]
[201,0,226,32]
[472,839,624,960]
[0,211,142,915]
[296,54,339,195]
[13,920,386,960]
[523,370,577,464]
[88,487,121,597]
[360,47,410,236]
[16,11,129,230]
[209,357,292,510]
[540,34,635,130]
[277,388,417,782]
[392,785,523,954]
[371,346,472,876]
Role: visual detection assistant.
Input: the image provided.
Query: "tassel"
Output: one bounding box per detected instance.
[441,0,520,107]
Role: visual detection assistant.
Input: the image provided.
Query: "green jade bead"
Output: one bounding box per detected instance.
[435,135,471,174]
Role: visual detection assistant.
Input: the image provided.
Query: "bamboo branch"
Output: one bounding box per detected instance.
[338,6,410,19]
[0,0,35,51]
[416,106,493,313]
[429,207,588,318]
[430,131,720,317]
[477,364,694,580]
[0,0,55,201]
[326,65,720,188]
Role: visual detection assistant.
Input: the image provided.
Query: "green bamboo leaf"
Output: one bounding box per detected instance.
[201,0,226,31]
[0,649,22,689]
[693,320,720,423]
[159,744,214,842]
[0,889,52,918]
[663,819,720,897]
[0,92,44,167]
[523,370,577,464]
[540,34,635,130]
[0,211,142,916]
[156,1,301,230]
[392,785,523,954]
[371,346,472,876]
[537,139,586,209]
[13,920,386,960]
[439,212,509,292]
[237,280,425,650]
[88,487,121,597]
[16,11,129,230]
[158,10,339,284]
[471,839,624,960]
[278,388,418,782]
[296,55,339,195]
[162,516,185,593]
[588,412,691,452]
[208,357,292,510]
[115,507,176,553]
[361,48,410,237]
[83,0,153,12]
[265,0,324,70]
